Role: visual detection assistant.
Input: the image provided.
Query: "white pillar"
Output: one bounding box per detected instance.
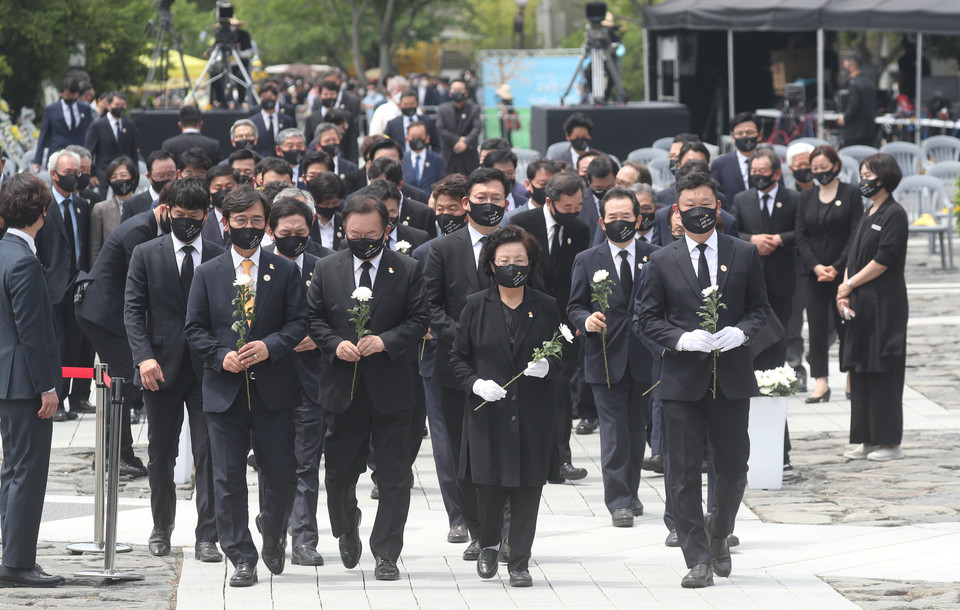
[727,30,735,118]
[817,28,825,140]
[643,28,651,102]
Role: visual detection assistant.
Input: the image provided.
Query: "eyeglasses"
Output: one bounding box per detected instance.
[346,230,384,240]
[472,197,506,205]
[494,258,529,266]
[151,172,177,181]
[732,129,759,138]
[230,216,266,228]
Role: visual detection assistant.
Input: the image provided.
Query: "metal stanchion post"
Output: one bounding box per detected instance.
[66,363,131,555]
[75,377,143,581]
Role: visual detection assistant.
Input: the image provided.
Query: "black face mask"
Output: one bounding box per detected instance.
[748,173,776,191]
[591,188,608,202]
[320,97,337,108]
[734,136,759,153]
[859,177,883,198]
[388,216,399,232]
[530,186,547,206]
[150,179,171,194]
[570,137,590,152]
[550,205,579,227]
[281,149,305,166]
[437,212,467,235]
[55,172,78,193]
[211,189,231,209]
[234,139,255,151]
[669,158,680,176]
[316,205,338,220]
[171,216,205,243]
[109,107,124,119]
[275,235,309,258]
[450,91,466,103]
[229,226,265,251]
[466,201,504,227]
[792,168,813,184]
[159,211,172,234]
[812,169,838,186]
[237,174,254,185]
[679,206,717,234]
[347,234,385,260]
[110,178,135,197]
[77,173,92,191]
[261,98,277,111]
[400,107,417,117]
[493,264,529,288]
[408,138,426,152]
[605,219,637,243]
[63,96,77,106]
[639,212,656,232]
[321,143,339,158]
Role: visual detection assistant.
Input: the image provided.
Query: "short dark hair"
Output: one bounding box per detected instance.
[399,88,418,102]
[587,155,616,181]
[365,179,401,205]
[260,83,280,97]
[675,169,719,200]
[106,91,127,105]
[146,150,176,174]
[749,148,781,172]
[302,149,333,172]
[482,149,518,169]
[563,112,593,136]
[545,171,583,204]
[167,176,210,212]
[320,81,340,95]
[0,173,52,228]
[432,174,467,202]
[809,144,842,171]
[480,138,511,152]
[205,164,239,187]
[367,137,404,161]
[307,172,345,202]
[679,141,711,164]
[324,109,348,127]
[178,105,203,127]
[259,181,290,205]
[599,186,641,218]
[621,161,652,185]
[861,153,903,192]
[228,148,262,165]
[255,157,294,179]
[222,185,270,221]
[269,197,314,231]
[731,112,759,132]
[342,194,389,230]
[105,155,139,185]
[367,157,403,184]
[179,147,212,172]
[673,132,699,145]
[478,225,540,277]
[466,167,510,198]
[526,159,562,181]
[61,73,83,94]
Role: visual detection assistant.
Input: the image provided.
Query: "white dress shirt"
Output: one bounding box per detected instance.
[684,230,719,286]
[61,98,80,129]
[231,246,261,291]
[467,223,487,267]
[759,183,779,217]
[109,115,124,144]
[408,149,426,179]
[543,204,561,254]
[736,150,752,190]
[293,253,305,274]
[213,208,225,239]
[6,228,37,256]
[173,233,203,271]
[353,250,383,289]
[608,239,634,283]
[316,215,336,249]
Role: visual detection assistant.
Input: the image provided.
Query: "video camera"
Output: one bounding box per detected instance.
[214,0,237,46]
[584,2,616,50]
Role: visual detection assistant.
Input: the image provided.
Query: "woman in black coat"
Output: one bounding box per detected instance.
[450,225,566,588]
[796,145,864,402]
[837,153,908,462]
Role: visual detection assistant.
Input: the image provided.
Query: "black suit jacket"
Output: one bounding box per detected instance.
[795,181,864,276]
[733,187,799,295]
[384,114,441,154]
[248,111,296,159]
[292,251,328,407]
[85,116,140,181]
[35,193,91,305]
[184,249,308,412]
[342,168,367,196]
[33,100,94,165]
[201,209,229,248]
[307,248,429,413]
[650,204,740,247]
[310,213,344,251]
[119,191,155,223]
[710,151,749,200]
[436,101,483,175]
[392,224,431,253]
[307,90,362,163]
[568,239,659,385]
[124,235,224,388]
[509,207,590,323]
[637,234,771,401]
[162,131,223,165]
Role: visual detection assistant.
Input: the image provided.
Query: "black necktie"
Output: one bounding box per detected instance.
[359,260,372,289]
[697,243,710,290]
[550,225,561,256]
[115,120,122,146]
[65,102,74,131]
[477,236,487,271]
[61,199,77,271]
[619,250,633,296]
[180,245,195,300]
[268,114,275,141]
[761,194,771,232]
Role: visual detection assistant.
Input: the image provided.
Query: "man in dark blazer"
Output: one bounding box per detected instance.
[84,92,140,195]
[482,149,529,213]
[306,173,346,251]
[545,112,596,170]
[201,165,237,249]
[577,155,618,238]
[401,122,444,194]
[32,74,94,171]
[384,90,441,154]
[308,122,359,179]
[367,180,431,253]
[0,174,65,588]
[361,157,435,235]
[120,151,180,222]
[509,170,591,481]
[651,160,740,247]
[568,187,659,528]
[249,83,296,159]
[184,187,308,587]
[162,105,222,165]
[436,79,483,176]
[123,177,223,562]
[317,71,362,163]
[307,195,429,581]
[637,170,770,589]
[709,112,761,201]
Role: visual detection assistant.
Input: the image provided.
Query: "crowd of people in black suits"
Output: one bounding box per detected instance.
[0,65,911,591]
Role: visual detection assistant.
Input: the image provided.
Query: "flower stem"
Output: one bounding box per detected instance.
[244,371,252,410]
[350,362,358,401]
[420,338,426,360]
[602,329,610,389]
[474,371,525,411]
[711,350,718,399]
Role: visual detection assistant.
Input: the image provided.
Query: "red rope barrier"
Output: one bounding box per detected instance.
[61,368,111,387]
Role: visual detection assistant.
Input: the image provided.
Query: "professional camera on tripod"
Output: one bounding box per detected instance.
[185,1,258,108]
[561,2,626,105]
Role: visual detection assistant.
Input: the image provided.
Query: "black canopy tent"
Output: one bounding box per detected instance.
[643,0,960,145]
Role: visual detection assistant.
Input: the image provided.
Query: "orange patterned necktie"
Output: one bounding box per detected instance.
[240,259,254,318]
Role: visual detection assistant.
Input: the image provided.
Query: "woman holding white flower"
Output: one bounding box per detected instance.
[449,225,567,588]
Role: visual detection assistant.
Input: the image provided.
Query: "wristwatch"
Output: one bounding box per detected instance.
[846,278,854,288]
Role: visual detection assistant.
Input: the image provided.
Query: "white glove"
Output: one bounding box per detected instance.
[472,379,507,402]
[676,329,715,352]
[523,359,549,378]
[713,326,747,352]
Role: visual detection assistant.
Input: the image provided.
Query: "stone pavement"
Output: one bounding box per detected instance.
[9,235,960,608]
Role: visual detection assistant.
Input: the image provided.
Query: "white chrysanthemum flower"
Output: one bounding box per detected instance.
[559,324,574,343]
[352,287,373,302]
[234,277,253,287]
[702,285,718,297]
[592,269,609,283]
[396,240,411,252]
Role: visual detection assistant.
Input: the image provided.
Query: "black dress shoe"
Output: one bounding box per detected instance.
[680,563,714,588]
[71,398,97,413]
[229,562,257,587]
[805,389,831,404]
[665,530,680,547]
[52,407,72,422]
[195,541,223,562]
[119,458,147,478]
[630,498,644,517]
[256,514,286,575]
[246,452,259,471]
[292,545,324,566]
[611,507,634,528]
[641,454,664,474]
[477,548,499,579]
[462,538,481,561]
[374,556,400,581]
[575,418,599,435]
[559,463,587,480]
[509,570,533,587]
[33,564,65,584]
[0,566,63,588]
[498,539,510,564]
[149,526,172,557]
[704,513,731,577]
[727,534,740,547]
[339,509,362,569]
[370,483,380,500]
[447,523,468,543]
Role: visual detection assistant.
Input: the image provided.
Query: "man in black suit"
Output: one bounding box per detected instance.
[85,91,140,195]
[436,79,483,176]
[120,150,180,222]
[202,165,238,248]
[710,112,761,201]
[309,122,358,179]
[367,180,431,253]
[363,157,434,234]
[66,145,104,204]
[184,187,308,587]
[656,140,711,208]
[0,174,65,588]
[509,170,590,482]
[837,55,878,147]
[35,150,90,421]
[482,149,529,212]
[162,105,222,165]
[32,73,94,171]
[546,112,596,170]
[123,177,223,561]
[320,70,362,164]
[249,83,296,159]
[652,160,740,247]
[401,122,444,195]
[254,157,294,188]
[384,90,441,154]
[637,170,770,588]
[307,195,428,580]
[569,187,659,528]
[577,155,618,238]
[306,173,346,251]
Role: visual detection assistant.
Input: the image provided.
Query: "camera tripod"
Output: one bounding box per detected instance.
[186,41,259,108]
[141,7,191,107]
[560,26,625,105]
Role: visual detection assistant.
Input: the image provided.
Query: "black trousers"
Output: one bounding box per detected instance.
[785,287,804,369]
[0,399,52,569]
[206,384,296,567]
[663,393,749,568]
[423,376,462,526]
[850,357,905,446]
[573,335,598,421]
[324,378,412,562]
[290,394,325,549]
[54,298,94,407]
[368,363,425,484]
[799,273,845,379]
[476,484,542,573]
[143,356,217,543]
[439,385,481,539]
[591,377,648,514]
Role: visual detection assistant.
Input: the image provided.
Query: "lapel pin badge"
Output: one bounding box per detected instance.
[263,274,271,282]
[528,311,533,318]
[461,113,467,119]
[305,280,311,287]
[637,263,643,270]
[269,263,275,269]
[835,200,842,206]
[337,231,343,238]
[720,264,728,272]
[775,201,782,208]
[388,267,395,274]
[402,220,409,226]
[425,161,430,168]
[643,255,648,262]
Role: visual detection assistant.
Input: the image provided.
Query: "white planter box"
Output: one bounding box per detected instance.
[747,396,788,490]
